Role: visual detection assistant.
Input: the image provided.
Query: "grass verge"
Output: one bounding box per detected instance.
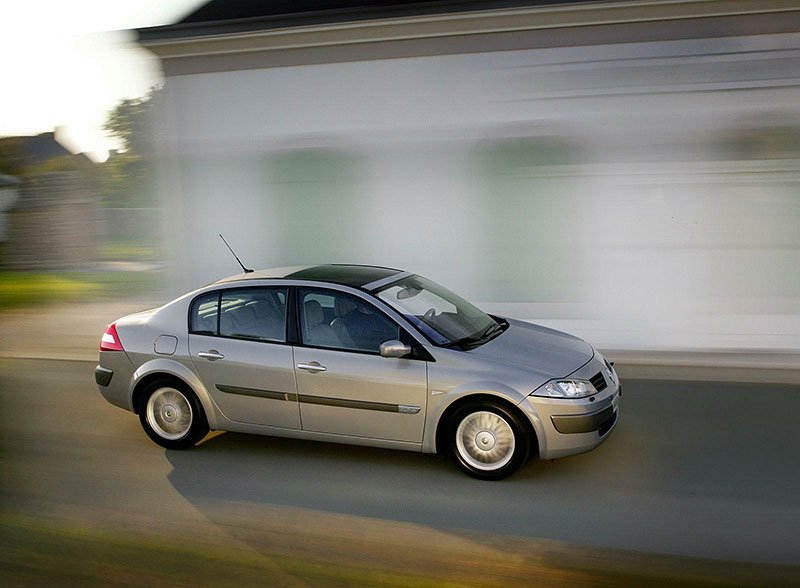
[97,240,160,262]
[0,271,161,311]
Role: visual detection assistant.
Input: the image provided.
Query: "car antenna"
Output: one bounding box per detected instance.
[219,234,254,273]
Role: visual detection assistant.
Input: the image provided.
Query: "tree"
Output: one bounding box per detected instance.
[103,86,162,156]
[100,86,162,207]
[0,137,28,176]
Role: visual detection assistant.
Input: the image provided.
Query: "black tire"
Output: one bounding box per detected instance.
[138,378,209,450]
[447,401,530,480]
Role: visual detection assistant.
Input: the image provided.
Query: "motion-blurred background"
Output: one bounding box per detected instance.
[3,2,800,586]
[3,0,799,354]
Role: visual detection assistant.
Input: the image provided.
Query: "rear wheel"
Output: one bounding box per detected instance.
[448,401,530,480]
[138,379,208,449]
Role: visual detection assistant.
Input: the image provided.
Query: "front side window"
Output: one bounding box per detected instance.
[299,288,400,353]
[190,288,288,343]
[376,275,502,348]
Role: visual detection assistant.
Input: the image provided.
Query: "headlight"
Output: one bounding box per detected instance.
[534,379,597,399]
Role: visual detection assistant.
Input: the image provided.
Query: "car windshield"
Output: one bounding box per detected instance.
[376,275,503,347]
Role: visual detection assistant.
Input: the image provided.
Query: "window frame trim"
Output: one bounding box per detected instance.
[186,280,435,361]
[293,285,431,360]
[188,285,291,346]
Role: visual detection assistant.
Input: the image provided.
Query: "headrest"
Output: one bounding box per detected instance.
[234,304,256,325]
[335,295,358,317]
[247,300,269,319]
[304,299,325,327]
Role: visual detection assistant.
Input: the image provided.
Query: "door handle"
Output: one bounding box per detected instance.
[297,362,327,373]
[198,350,225,361]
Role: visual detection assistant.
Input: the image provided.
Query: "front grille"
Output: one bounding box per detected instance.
[589,371,607,392]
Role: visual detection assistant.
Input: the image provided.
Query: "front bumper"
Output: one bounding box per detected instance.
[520,359,621,460]
[550,402,617,435]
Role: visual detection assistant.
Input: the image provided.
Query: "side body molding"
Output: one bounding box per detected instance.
[130,358,220,429]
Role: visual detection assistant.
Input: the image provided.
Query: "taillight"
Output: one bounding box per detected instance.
[100,323,124,351]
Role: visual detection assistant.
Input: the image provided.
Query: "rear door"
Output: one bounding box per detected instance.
[293,287,428,443]
[188,287,301,429]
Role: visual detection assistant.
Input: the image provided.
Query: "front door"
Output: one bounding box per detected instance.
[188,287,301,429]
[294,288,427,443]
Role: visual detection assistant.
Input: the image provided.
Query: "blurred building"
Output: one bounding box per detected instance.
[0,129,100,268]
[6,173,99,269]
[137,0,800,351]
[0,128,94,176]
[0,174,21,243]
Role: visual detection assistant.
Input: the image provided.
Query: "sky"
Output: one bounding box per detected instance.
[0,0,205,161]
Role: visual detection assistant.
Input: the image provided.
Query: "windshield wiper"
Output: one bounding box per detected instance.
[441,336,480,349]
[442,321,505,349]
[479,322,504,341]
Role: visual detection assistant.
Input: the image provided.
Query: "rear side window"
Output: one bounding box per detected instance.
[219,288,288,342]
[190,291,220,335]
[189,288,288,343]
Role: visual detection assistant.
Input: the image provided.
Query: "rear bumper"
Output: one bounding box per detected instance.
[95,366,113,387]
[96,351,136,412]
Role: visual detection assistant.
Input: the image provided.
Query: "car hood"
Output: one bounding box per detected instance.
[466,318,594,379]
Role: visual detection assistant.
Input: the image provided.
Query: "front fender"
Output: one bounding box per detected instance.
[130,358,219,429]
[423,380,535,454]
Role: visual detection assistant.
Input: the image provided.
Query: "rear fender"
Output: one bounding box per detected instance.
[130,358,219,429]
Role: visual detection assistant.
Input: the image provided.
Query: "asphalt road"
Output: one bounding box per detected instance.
[2,359,799,569]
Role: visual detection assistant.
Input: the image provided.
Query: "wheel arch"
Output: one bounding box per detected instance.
[129,358,218,429]
[433,392,538,458]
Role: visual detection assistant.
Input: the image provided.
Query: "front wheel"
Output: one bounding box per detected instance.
[448,402,530,480]
[138,379,209,449]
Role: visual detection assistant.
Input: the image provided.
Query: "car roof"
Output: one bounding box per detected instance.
[214,264,407,289]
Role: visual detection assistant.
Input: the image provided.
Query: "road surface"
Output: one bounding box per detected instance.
[1,358,799,584]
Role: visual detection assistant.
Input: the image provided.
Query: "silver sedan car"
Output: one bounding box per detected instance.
[96,265,620,480]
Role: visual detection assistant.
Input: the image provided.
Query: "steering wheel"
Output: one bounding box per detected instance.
[423,308,437,320]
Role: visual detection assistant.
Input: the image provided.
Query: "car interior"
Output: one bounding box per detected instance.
[192,288,399,352]
[220,296,285,341]
[301,292,399,352]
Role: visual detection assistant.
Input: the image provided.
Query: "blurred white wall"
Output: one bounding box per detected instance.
[154,32,800,351]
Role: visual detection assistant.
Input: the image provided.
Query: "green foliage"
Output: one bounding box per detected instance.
[0,270,160,310]
[0,138,96,176]
[98,239,160,261]
[33,155,92,174]
[103,86,163,155]
[0,137,27,175]
[100,151,154,207]
[100,86,162,208]
[0,272,97,309]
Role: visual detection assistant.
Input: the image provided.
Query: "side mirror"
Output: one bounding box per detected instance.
[380,340,411,358]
